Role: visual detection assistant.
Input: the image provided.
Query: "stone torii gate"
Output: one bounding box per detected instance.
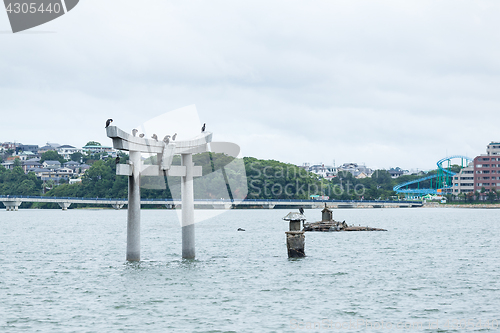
[106,125,212,260]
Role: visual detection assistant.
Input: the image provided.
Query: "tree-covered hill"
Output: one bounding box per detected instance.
[0,154,425,206]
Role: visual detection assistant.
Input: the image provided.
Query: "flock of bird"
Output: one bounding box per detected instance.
[105,119,206,144]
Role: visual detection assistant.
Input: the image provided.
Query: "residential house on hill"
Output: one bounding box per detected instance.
[17,144,39,155]
[22,159,42,173]
[38,143,61,154]
[79,163,91,174]
[63,161,81,170]
[388,167,408,178]
[337,163,373,178]
[1,161,14,170]
[42,160,61,170]
[57,145,82,160]
[1,142,18,150]
[82,144,117,158]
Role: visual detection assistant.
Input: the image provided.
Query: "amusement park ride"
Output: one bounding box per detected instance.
[393,155,473,197]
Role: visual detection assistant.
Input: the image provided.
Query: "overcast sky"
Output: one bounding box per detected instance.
[1,1,499,170]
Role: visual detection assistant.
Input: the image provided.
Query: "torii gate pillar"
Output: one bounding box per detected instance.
[127,150,141,261]
[181,153,195,259]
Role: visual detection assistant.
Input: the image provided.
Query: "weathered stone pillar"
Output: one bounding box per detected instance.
[127,151,141,261]
[286,231,305,258]
[181,153,195,259]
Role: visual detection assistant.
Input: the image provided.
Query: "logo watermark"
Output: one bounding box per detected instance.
[3,0,79,33]
[134,105,248,225]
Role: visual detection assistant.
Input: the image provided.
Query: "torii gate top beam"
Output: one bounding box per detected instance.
[106,126,213,155]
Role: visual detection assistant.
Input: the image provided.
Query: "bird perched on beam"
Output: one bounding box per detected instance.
[151,134,158,141]
[139,133,144,138]
[163,135,171,144]
[201,123,206,132]
[172,133,177,141]
[299,207,304,215]
[132,129,138,137]
[105,119,113,128]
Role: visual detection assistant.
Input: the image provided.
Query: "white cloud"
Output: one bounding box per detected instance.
[1,0,500,170]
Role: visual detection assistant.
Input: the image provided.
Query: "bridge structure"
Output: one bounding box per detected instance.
[393,155,472,197]
[0,195,423,211]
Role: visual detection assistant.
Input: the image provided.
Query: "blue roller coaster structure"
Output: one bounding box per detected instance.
[393,155,473,196]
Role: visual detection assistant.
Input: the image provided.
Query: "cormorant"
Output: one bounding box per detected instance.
[151,134,158,141]
[115,157,120,164]
[172,133,177,141]
[132,129,138,137]
[237,228,245,231]
[139,133,145,138]
[163,135,171,144]
[201,123,206,132]
[105,119,113,128]
[299,207,304,215]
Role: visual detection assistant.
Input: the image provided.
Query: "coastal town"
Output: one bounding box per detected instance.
[1,139,499,202]
[0,141,117,186]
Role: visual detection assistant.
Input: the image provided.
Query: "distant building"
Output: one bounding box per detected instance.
[55,167,74,177]
[82,144,114,154]
[38,143,61,154]
[17,144,39,154]
[337,163,373,178]
[15,151,37,161]
[388,167,408,178]
[451,163,474,195]
[1,161,15,170]
[1,142,19,150]
[42,160,61,170]
[57,145,82,160]
[22,159,42,173]
[63,161,81,170]
[299,162,336,178]
[473,142,500,197]
[355,172,368,179]
[78,163,91,174]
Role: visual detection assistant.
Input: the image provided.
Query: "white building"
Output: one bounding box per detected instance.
[57,145,82,160]
[451,163,475,195]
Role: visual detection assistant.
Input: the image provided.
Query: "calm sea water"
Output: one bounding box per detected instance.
[0,207,499,332]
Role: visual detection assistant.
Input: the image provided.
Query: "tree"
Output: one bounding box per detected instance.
[488,188,497,203]
[40,151,66,163]
[85,141,101,147]
[70,152,84,162]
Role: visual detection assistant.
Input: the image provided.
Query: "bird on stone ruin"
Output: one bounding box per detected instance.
[139,133,145,138]
[163,135,171,144]
[172,133,177,141]
[105,119,113,128]
[151,134,158,141]
[201,123,206,132]
[132,129,138,137]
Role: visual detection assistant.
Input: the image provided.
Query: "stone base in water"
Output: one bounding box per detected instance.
[303,220,387,232]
